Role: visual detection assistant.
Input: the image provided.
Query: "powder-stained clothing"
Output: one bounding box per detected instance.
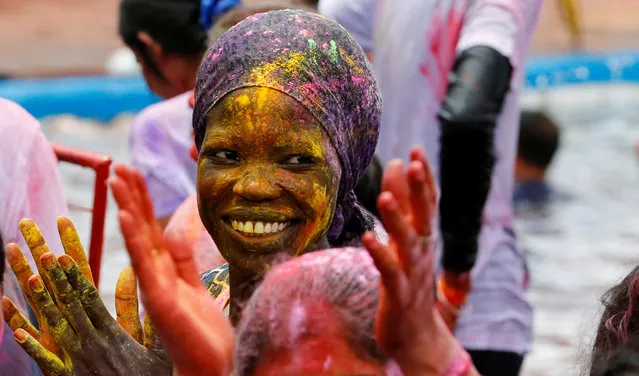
[0,98,68,376]
[320,0,541,355]
[129,92,197,219]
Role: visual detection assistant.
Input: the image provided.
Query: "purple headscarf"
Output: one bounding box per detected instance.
[192,9,381,245]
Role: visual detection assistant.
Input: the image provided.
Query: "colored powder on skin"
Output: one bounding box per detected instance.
[235,94,252,108]
[256,88,269,110]
[194,10,381,246]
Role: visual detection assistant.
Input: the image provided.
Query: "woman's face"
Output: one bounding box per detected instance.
[197,87,341,278]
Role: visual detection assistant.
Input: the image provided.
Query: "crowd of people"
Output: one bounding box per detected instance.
[0,0,634,375]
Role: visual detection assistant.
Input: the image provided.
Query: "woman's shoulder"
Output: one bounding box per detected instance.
[201,263,231,314]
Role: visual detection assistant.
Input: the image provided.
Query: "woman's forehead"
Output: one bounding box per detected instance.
[208,88,325,133]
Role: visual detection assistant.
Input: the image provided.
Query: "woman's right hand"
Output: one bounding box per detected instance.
[111,164,235,376]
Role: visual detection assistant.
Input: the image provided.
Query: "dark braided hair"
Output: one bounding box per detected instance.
[234,248,389,375]
[590,266,639,375]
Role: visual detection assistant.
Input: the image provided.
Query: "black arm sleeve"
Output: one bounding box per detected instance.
[438,46,513,273]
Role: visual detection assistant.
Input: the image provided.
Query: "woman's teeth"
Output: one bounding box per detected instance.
[231,220,289,235]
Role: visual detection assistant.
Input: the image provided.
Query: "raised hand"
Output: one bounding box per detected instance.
[111,164,235,376]
[362,147,477,376]
[3,218,171,376]
[3,217,95,360]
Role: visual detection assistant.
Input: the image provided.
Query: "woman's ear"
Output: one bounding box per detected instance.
[137,31,164,64]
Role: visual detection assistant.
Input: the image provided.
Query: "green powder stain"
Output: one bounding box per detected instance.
[308,39,317,50]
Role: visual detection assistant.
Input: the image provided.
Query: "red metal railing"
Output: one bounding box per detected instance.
[52,143,112,288]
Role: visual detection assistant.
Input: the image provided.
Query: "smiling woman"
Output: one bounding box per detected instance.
[193,9,382,321]
[199,87,341,276]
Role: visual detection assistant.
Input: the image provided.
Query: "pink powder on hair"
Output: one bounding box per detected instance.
[287,299,308,345]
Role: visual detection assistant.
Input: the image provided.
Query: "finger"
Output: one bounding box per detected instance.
[362,232,402,291]
[61,256,117,333]
[110,172,140,218]
[406,160,435,237]
[131,166,157,226]
[362,233,409,305]
[130,166,165,250]
[164,233,202,287]
[3,296,40,339]
[377,192,419,267]
[43,254,95,337]
[381,159,411,215]
[115,267,143,344]
[57,217,94,285]
[28,274,78,350]
[19,219,52,277]
[6,243,37,309]
[118,211,164,293]
[122,166,146,219]
[14,329,69,376]
[409,147,438,200]
[143,313,163,351]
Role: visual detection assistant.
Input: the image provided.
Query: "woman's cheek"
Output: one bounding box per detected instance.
[197,163,234,201]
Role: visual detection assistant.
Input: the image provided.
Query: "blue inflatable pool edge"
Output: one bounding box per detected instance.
[1,50,639,122]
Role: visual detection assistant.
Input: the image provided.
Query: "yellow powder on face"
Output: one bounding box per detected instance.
[310,182,328,211]
[256,87,269,110]
[308,137,324,159]
[235,94,252,108]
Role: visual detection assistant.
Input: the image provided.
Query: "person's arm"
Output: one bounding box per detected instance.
[437,2,530,314]
[438,45,513,273]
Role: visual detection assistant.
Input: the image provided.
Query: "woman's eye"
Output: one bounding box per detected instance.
[214,150,241,162]
[284,155,315,165]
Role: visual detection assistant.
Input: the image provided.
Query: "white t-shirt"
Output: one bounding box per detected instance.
[0,98,69,375]
[320,0,542,354]
[129,92,197,218]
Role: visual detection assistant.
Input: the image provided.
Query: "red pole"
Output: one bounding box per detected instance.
[52,143,112,289]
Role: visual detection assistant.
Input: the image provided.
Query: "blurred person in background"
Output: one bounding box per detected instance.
[513,110,563,211]
[320,0,542,374]
[118,0,238,229]
[0,98,69,376]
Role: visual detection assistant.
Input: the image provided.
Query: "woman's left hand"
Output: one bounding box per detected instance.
[362,147,476,376]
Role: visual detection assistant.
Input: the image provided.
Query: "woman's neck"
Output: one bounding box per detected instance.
[226,235,332,325]
[228,266,261,326]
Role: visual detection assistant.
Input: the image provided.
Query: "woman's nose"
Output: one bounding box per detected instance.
[232,167,282,201]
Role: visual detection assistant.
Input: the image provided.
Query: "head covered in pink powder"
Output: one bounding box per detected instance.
[192,9,381,246]
[234,247,403,375]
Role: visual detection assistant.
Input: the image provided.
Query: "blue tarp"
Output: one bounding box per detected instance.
[1,50,639,122]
